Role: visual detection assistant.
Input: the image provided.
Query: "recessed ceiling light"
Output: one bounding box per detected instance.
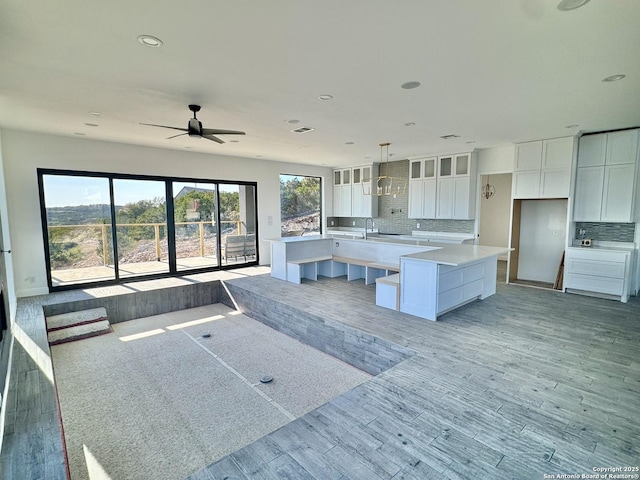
[137,35,163,48]
[84,123,99,127]
[88,111,101,117]
[404,122,416,127]
[401,81,421,90]
[602,74,626,82]
[345,141,354,145]
[557,0,590,11]
[440,134,460,140]
[74,132,86,136]
[318,94,333,101]
[286,119,300,124]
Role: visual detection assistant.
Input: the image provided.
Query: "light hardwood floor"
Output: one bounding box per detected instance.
[190,264,640,479]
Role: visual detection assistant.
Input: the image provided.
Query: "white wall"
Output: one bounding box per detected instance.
[0,130,17,319]
[0,129,333,297]
[479,173,512,260]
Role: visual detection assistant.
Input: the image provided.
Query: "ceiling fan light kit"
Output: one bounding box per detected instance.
[140,104,245,144]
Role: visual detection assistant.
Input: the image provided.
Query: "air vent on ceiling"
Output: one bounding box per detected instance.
[291,126,315,134]
[440,134,460,140]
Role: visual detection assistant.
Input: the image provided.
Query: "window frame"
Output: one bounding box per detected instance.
[279,173,323,237]
[37,168,259,292]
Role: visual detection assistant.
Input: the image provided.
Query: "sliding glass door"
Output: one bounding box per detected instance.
[113,179,169,279]
[173,181,219,271]
[39,170,258,290]
[41,174,116,286]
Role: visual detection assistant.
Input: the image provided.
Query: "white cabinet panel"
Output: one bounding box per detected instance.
[515,141,543,171]
[573,167,604,221]
[540,169,571,198]
[578,134,607,167]
[408,158,436,219]
[408,181,423,219]
[513,170,540,198]
[436,178,454,219]
[601,163,635,222]
[543,137,574,169]
[452,177,471,219]
[607,129,639,165]
[565,273,624,296]
[422,179,437,219]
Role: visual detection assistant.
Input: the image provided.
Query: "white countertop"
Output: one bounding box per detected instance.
[568,241,634,252]
[402,243,512,266]
[268,235,510,267]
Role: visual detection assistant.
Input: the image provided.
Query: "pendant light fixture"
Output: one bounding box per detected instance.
[364,143,406,196]
[481,175,496,199]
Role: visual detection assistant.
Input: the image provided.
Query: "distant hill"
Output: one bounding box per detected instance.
[46,204,123,226]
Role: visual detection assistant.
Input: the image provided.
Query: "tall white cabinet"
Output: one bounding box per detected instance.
[513,137,574,199]
[573,129,639,222]
[408,157,437,219]
[333,168,352,217]
[332,164,378,217]
[408,151,476,220]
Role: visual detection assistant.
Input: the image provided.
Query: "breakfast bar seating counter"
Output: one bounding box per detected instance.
[268,235,510,321]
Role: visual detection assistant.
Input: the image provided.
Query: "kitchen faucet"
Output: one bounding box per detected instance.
[365,217,373,240]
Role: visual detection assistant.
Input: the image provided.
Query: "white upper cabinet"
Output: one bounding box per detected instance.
[608,129,639,165]
[408,157,436,219]
[409,152,475,220]
[332,168,352,217]
[514,141,543,171]
[573,129,639,222]
[351,164,378,217]
[333,164,378,217]
[513,137,574,199]
[577,134,606,167]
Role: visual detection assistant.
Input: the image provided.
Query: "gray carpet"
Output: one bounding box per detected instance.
[51,304,371,480]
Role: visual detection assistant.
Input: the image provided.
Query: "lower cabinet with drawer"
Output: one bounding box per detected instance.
[563,247,634,302]
[437,262,485,313]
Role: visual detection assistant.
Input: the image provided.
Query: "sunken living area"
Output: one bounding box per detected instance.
[3,263,639,479]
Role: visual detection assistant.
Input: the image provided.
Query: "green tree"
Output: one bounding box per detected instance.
[174,191,216,222]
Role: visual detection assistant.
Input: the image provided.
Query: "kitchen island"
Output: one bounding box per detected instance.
[268,235,510,321]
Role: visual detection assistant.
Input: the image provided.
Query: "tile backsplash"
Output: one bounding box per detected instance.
[575,222,635,243]
[327,159,475,234]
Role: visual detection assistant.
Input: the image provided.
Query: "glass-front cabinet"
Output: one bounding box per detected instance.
[409,152,476,220]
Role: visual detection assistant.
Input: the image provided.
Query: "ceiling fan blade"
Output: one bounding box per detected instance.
[201,128,245,136]
[140,123,188,133]
[202,135,225,144]
[166,132,189,139]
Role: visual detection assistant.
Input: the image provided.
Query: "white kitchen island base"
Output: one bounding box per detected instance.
[268,235,510,322]
[399,256,498,321]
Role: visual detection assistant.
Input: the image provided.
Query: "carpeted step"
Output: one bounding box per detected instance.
[46,307,112,345]
[48,320,112,345]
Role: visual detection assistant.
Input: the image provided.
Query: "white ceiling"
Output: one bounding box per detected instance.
[1,0,639,167]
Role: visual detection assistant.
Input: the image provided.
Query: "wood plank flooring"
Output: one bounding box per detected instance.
[189,269,640,479]
[2,264,638,479]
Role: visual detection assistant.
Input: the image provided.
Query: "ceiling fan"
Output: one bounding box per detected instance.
[140,104,245,144]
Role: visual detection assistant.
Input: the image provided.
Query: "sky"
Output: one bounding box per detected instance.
[42,175,240,207]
